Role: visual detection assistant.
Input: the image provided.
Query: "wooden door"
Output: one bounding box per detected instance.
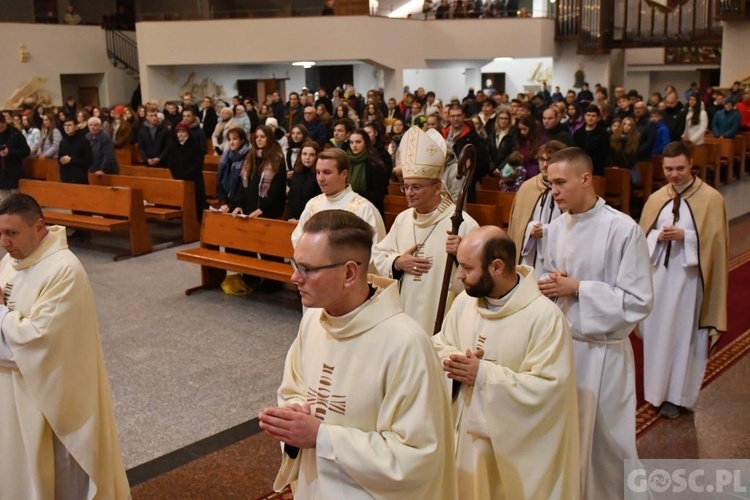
[78,87,100,108]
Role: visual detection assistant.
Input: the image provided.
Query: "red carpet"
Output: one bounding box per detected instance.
[635,250,750,437]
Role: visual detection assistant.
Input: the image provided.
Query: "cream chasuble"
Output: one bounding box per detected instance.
[291,186,386,249]
[543,198,653,500]
[0,226,130,500]
[638,179,728,409]
[273,281,457,499]
[507,175,561,278]
[372,195,479,334]
[433,266,580,500]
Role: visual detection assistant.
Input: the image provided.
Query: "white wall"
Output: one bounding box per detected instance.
[554,40,613,93]
[480,57,553,97]
[0,24,138,108]
[353,63,381,94]
[403,65,479,103]
[721,20,750,87]
[623,47,717,98]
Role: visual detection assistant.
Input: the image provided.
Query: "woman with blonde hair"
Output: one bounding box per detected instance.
[212,107,236,155]
[37,113,63,158]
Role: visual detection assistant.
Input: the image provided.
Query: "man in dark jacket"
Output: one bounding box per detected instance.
[572,105,610,176]
[542,107,573,146]
[441,104,490,202]
[181,108,207,156]
[58,119,93,184]
[86,117,118,175]
[283,92,304,132]
[662,93,685,142]
[0,114,31,197]
[633,101,657,161]
[198,97,218,140]
[302,106,328,148]
[137,107,170,167]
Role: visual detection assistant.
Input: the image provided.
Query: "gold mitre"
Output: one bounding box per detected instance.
[399,126,447,180]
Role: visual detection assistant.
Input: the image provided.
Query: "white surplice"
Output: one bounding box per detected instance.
[543,198,653,500]
[433,267,580,500]
[372,195,478,334]
[273,281,457,499]
[291,186,386,249]
[640,198,706,409]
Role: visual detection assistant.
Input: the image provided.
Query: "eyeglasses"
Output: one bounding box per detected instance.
[400,182,439,194]
[537,157,550,164]
[290,258,361,280]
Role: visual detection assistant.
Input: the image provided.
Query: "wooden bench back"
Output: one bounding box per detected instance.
[203,155,219,172]
[22,157,60,181]
[120,164,173,179]
[19,179,140,219]
[474,190,515,228]
[89,174,193,208]
[200,211,295,258]
[604,167,631,215]
[204,171,218,199]
[480,177,501,191]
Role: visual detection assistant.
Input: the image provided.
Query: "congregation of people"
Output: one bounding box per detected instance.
[0,77,734,499]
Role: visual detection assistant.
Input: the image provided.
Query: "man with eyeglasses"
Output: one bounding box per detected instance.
[507,140,567,279]
[291,148,385,253]
[302,106,328,148]
[441,104,490,202]
[373,127,478,335]
[638,141,727,420]
[260,209,457,499]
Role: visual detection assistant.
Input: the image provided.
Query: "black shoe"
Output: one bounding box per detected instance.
[659,401,682,419]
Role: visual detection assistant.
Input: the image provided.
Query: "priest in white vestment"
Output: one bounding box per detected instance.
[434,226,580,500]
[507,140,567,278]
[638,141,728,419]
[291,148,385,252]
[260,210,457,499]
[0,193,130,499]
[373,127,478,334]
[538,148,653,500]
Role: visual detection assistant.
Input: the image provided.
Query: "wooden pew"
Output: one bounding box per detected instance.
[604,167,631,215]
[651,156,666,191]
[19,179,152,260]
[176,211,296,295]
[480,176,501,191]
[204,171,218,206]
[130,144,144,164]
[388,182,403,196]
[704,137,734,185]
[119,164,173,179]
[89,174,200,243]
[631,161,653,209]
[115,148,131,167]
[203,155,219,172]
[22,157,60,181]
[691,143,719,186]
[732,135,746,179]
[474,190,515,228]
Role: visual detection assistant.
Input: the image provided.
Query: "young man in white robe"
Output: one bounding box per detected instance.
[433,226,580,499]
[373,126,478,335]
[507,140,567,278]
[260,209,457,499]
[639,141,728,419]
[538,147,653,500]
[0,193,130,499]
[291,148,385,252]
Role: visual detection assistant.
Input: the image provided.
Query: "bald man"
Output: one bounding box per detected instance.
[433,226,580,500]
[538,147,653,500]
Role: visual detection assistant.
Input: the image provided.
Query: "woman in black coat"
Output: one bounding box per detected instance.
[168,122,206,222]
[287,140,321,221]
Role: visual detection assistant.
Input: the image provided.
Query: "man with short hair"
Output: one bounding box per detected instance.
[302,106,328,148]
[633,100,657,161]
[162,102,181,131]
[662,92,686,141]
[433,225,580,500]
[727,81,744,105]
[137,107,169,167]
[613,95,633,121]
[198,96,218,138]
[329,118,354,151]
[538,148,653,500]
[261,209,457,498]
[315,87,333,115]
[576,82,594,107]
[0,113,31,199]
[87,117,118,176]
[542,107,573,146]
[284,92,304,132]
[373,127,478,334]
[639,141,727,419]
[270,91,285,119]
[59,118,93,183]
[182,92,198,114]
[0,193,130,499]
[292,148,385,249]
[711,100,741,138]
[572,105,610,176]
[441,104,490,200]
[507,140,567,278]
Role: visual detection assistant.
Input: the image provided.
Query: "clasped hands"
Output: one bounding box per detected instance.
[538,271,580,299]
[259,403,320,449]
[443,348,484,386]
[658,225,684,241]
